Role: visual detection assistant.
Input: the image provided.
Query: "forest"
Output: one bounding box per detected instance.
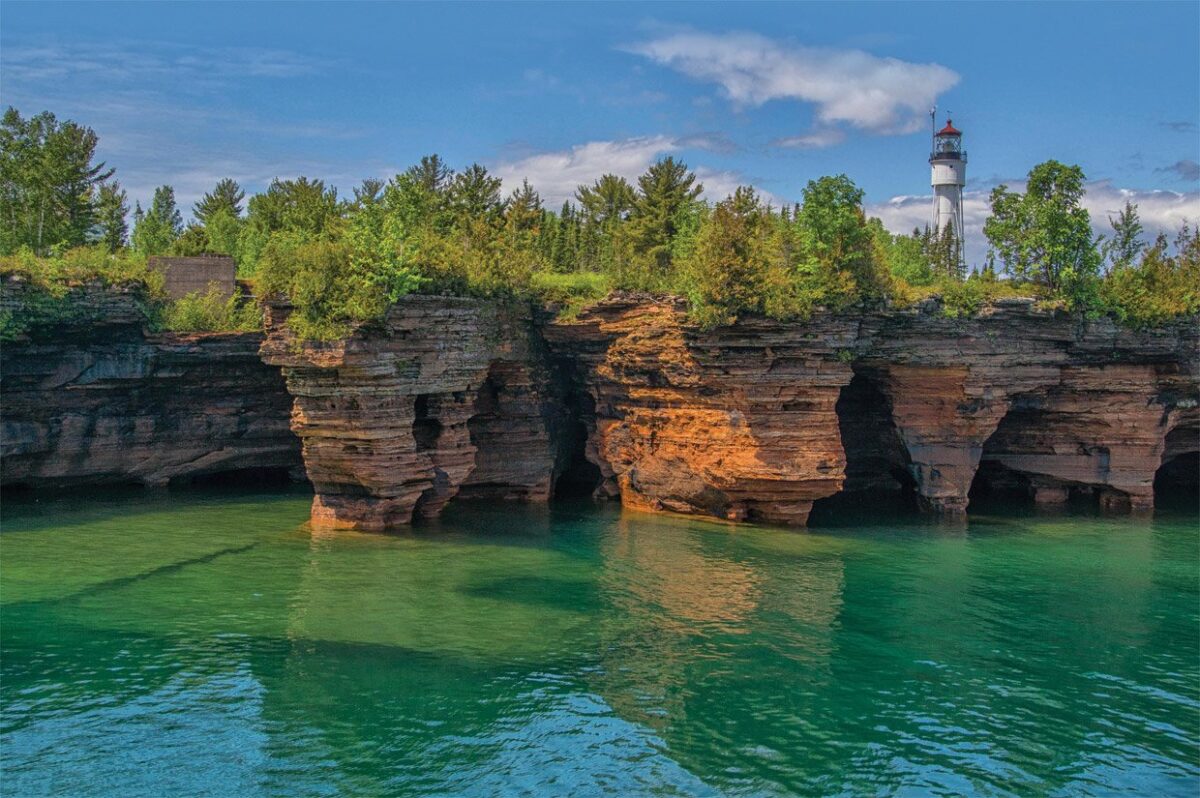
[2,106,1197,340]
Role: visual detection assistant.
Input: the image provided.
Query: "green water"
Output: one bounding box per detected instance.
[1,488,1197,797]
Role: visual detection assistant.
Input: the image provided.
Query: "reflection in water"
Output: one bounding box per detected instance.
[1,490,1196,797]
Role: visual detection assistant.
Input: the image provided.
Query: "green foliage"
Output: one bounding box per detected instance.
[576,174,636,228]
[984,160,1102,306]
[870,219,934,286]
[793,174,890,303]
[6,108,1195,343]
[193,179,245,225]
[92,181,129,253]
[682,187,790,327]
[0,246,164,340]
[0,107,114,255]
[530,270,611,318]
[627,157,703,280]
[131,186,183,256]
[256,232,424,341]
[1101,200,1145,271]
[161,286,261,333]
[1100,227,1200,327]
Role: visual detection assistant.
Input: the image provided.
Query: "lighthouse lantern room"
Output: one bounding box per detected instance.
[929,115,966,266]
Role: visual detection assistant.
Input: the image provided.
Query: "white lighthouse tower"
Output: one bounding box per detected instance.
[929,115,966,264]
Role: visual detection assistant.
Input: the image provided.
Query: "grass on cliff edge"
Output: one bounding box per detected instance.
[0,247,261,340]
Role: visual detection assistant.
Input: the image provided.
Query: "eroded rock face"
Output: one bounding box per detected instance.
[259,296,567,530]
[5,281,1195,529]
[1,283,301,489]
[544,297,858,526]
[549,296,1198,524]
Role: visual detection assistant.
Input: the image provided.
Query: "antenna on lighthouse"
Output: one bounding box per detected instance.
[930,106,936,148]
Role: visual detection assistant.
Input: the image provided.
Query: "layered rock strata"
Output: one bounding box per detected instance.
[855,300,1198,515]
[0,282,301,489]
[259,296,567,530]
[547,296,1198,524]
[544,297,858,526]
[4,281,1195,529]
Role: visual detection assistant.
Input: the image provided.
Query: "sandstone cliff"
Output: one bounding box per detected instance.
[1,281,301,489]
[259,296,568,530]
[4,282,1195,530]
[546,296,1198,525]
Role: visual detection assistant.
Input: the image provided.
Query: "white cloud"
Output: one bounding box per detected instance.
[772,128,846,149]
[867,182,1200,268]
[626,31,958,137]
[492,137,676,206]
[492,136,779,208]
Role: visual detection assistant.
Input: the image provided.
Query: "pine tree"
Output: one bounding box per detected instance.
[0,107,114,254]
[193,178,245,224]
[576,174,636,228]
[92,180,129,252]
[131,185,182,255]
[629,157,702,274]
[1101,200,1145,271]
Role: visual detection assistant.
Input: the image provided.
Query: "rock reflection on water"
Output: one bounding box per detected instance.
[1,490,1196,797]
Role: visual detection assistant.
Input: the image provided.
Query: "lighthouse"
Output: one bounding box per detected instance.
[929,116,966,265]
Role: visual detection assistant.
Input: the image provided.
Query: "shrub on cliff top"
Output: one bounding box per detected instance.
[256,233,424,340]
[1100,228,1200,328]
[161,286,262,333]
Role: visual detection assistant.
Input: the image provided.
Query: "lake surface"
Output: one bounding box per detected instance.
[2,488,1197,797]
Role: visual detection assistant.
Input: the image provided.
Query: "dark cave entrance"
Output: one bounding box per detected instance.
[808,370,917,525]
[552,373,602,500]
[168,467,297,489]
[1155,424,1199,512]
[412,393,443,452]
[967,396,1106,512]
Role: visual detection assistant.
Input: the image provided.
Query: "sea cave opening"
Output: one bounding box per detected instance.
[552,378,602,500]
[808,370,918,526]
[168,466,297,489]
[1155,424,1199,512]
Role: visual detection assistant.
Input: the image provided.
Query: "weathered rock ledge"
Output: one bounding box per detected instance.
[544,296,1196,524]
[259,296,569,530]
[1,282,302,489]
[3,284,1196,530]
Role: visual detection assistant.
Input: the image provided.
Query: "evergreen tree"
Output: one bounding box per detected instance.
[131,185,183,255]
[92,180,129,252]
[576,174,636,228]
[629,157,702,273]
[447,163,503,224]
[551,201,576,272]
[685,186,783,326]
[1101,200,1145,271]
[245,177,341,239]
[505,180,542,232]
[193,178,245,224]
[794,174,888,300]
[406,155,454,195]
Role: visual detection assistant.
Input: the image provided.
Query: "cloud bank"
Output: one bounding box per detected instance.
[627,31,959,144]
[492,136,782,207]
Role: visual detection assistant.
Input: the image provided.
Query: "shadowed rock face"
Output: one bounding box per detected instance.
[4,283,1196,530]
[259,296,569,531]
[547,296,1198,525]
[0,282,301,489]
[543,297,857,526]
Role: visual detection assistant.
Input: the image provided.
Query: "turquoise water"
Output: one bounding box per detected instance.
[1,488,1197,797]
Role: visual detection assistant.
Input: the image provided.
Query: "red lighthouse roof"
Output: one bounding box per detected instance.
[937,119,962,136]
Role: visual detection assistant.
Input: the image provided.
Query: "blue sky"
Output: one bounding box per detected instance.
[3,1,1198,263]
